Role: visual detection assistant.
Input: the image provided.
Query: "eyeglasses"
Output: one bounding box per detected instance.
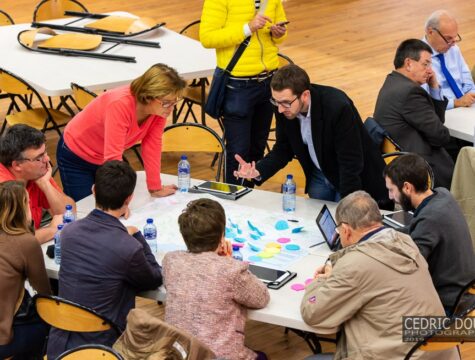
[159,97,183,108]
[269,96,299,109]
[18,150,48,163]
[434,28,462,45]
[335,221,348,234]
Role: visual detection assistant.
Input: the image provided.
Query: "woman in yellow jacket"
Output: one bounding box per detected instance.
[200,0,288,184]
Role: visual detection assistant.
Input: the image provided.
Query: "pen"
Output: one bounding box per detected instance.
[287,219,299,223]
[309,240,325,248]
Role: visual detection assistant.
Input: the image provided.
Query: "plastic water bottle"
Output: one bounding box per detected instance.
[54,224,64,265]
[143,218,158,254]
[63,218,72,228]
[283,174,296,213]
[232,245,243,261]
[178,155,191,193]
[63,204,75,223]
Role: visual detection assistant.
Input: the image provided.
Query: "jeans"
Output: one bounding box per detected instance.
[56,136,100,202]
[222,76,273,184]
[0,321,49,359]
[307,167,341,202]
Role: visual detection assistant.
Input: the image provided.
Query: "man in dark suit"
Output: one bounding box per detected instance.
[234,64,389,205]
[374,39,454,189]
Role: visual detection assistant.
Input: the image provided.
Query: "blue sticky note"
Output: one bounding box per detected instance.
[256,229,265,236]
[247,220,257,231]
[225,227,236,239]
[249,255,263,262]
[234,237,246,243]
[291,227,304,233]
[250,233,261,240]
[285,244,301,251]
[248,243,261,252]
[237,228,243,234]
[275,220,289,230]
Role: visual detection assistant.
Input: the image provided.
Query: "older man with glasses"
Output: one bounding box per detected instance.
[235,64,390,208]
[423,10,475,109]
[0,124,75,243]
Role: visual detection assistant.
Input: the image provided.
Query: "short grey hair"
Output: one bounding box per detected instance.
[335,191,382,230]
[425,10,456,30]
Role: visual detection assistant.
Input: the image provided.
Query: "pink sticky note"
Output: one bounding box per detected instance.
[305,278,313,286]
[291,283,306,291]
[277,237,291,244]
[232,243,244,248]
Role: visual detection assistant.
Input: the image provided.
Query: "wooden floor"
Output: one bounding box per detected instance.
[2,0,475,358]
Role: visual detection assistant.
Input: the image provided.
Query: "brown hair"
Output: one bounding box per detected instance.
[0,181,32,235]
[270,64,311,96]
[130,63,187,104]
[178,198,225,253]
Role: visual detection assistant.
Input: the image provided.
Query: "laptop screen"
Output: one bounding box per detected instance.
[316,204,339,250]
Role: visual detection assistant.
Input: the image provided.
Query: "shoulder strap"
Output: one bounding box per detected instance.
[223,0,269,74]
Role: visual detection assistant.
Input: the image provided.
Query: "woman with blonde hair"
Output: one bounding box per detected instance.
[0,181,51,359]
[57,63,187,202]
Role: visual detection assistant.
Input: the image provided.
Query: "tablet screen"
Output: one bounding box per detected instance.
[248,264,286,283]
[196,181,246,195]
[383,210,413,227]
[316,205,338,249]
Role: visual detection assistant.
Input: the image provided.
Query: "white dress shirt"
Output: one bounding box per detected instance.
[297,99,321,170]
[422,38,475,109]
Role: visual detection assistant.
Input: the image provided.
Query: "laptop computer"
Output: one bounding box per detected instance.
[315,204,341,251]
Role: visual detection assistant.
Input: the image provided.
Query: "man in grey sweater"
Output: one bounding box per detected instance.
[384,153,475,313]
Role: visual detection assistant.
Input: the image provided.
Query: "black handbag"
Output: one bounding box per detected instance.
[204,36,251,119]
[13,289,41,325]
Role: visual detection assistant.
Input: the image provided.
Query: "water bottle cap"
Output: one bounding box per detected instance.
[65,204,72,210]
[232,245,240,251]
[57,224,64,230]
[146,218,154,224]
[64,218,72,223]
[286,174,293,179]
[181,155,187,160]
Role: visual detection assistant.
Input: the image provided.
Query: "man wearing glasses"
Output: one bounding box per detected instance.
[0,125,75,243]
[374,39,454,189]
[423,10,475,110]
[235,64,389,207]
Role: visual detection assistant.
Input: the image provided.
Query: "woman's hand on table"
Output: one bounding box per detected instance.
[149,184,178,198]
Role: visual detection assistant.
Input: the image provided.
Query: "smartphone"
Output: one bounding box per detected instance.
[248,264,288,284]
[276,21,290,26]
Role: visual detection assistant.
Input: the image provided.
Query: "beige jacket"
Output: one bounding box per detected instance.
[451,146,475,248]
[301,228,458,360]
[113,308,215,360]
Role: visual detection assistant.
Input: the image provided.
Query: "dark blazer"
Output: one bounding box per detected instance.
[47,209,163,359]
[256,84,388,204]
[374,71,454,188]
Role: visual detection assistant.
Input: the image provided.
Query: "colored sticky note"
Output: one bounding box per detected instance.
[266,247,280,254]
[291,283,306,291]
[291,227,304,233]
[232,242,244,248]
[234,237,246,243]
[277,237,291,244]
[305,278,313,286]
[248,243,261,252]
[256,229,265,236]
[265,242,282,249]
[225,227,235,239]
[285,244,300,251]
[258,251,274,258]
[275,220,289,230]
[247,220,257,231]
[249,255,262,262]
[250,233,261,240]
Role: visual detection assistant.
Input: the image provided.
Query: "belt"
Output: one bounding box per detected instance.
[228,69,276,82]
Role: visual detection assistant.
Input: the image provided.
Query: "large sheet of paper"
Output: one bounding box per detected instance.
[121,192,326,270]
